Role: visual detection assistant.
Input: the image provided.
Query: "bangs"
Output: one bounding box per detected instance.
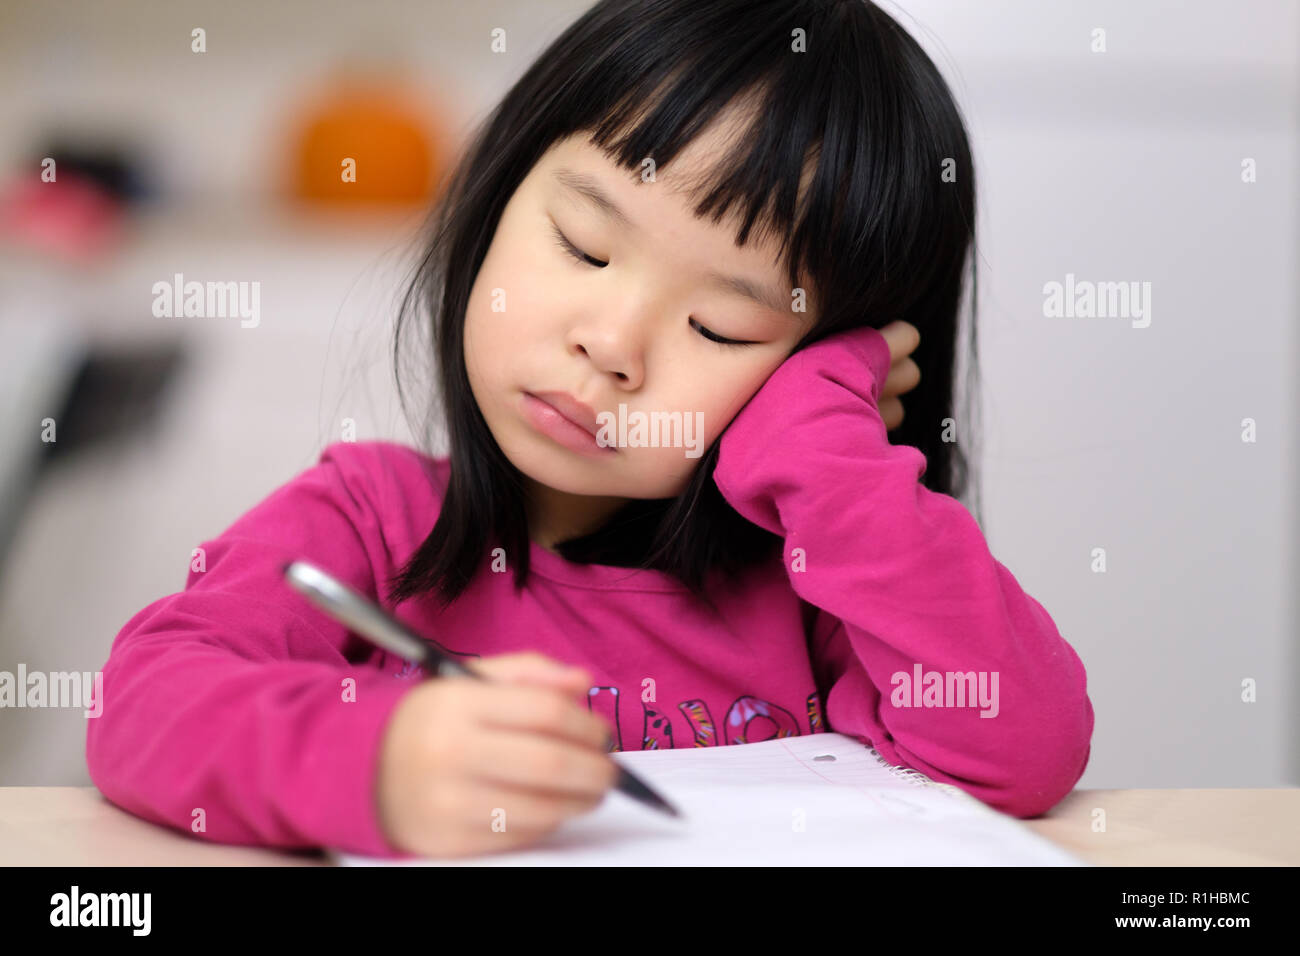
[573,50,842,314]
[522,0,889,325]
[587,75,823,307]
[527,0,953,341]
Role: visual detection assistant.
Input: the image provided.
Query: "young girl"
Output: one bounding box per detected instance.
[87,0,1092,860]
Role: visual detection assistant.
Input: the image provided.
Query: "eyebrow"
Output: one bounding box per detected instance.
[553,166,792,318]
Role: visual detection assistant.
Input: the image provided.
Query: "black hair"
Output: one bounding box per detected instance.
[385,0,981,611]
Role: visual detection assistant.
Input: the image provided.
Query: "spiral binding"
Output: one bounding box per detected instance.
[863,746,977,803]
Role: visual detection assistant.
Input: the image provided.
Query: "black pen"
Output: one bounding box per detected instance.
[281,559,681,819]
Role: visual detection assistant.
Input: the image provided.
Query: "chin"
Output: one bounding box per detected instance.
[507,438,625,496]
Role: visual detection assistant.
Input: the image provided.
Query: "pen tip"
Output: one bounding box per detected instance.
[651,793,682,818]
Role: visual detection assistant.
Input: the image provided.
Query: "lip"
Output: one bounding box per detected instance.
[521,390,617,457]
[530,391,600,436]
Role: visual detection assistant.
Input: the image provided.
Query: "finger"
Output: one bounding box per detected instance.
[465,681,611,752]
[878,396,904,431]
[877,321,921,366]
[878,356,922,399]
[467,663,592,693]
[460,653,593,705]
[463,651,586,683]
[486,670,594,710]
[467,727,620,799]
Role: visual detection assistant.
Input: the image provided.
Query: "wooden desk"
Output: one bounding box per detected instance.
[1,787,1296,866]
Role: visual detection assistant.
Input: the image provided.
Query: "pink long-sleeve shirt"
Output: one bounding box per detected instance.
[86,327,1093,859]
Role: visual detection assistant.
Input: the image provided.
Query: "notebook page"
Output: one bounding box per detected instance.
[335,733,1085,866]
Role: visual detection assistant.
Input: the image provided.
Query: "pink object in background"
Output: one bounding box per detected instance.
[0,171,126,261]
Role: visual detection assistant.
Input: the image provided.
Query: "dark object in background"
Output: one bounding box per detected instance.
[0,139,159,260]
[0,333,187,584]
[38,340,187,463]
[31,138,159,204]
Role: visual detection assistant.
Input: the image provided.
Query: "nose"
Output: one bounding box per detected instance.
[569,324,645,390]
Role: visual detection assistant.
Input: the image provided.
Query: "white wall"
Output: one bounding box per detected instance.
[0,0,1295,792]
[893,0,1299,789]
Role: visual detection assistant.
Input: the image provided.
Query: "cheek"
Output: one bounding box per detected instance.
[635,369,766,475]
[462,289,489,390]
[463,275,513,405]
[478,251,562,345]
[688,365,775,440]
[463,254,519,380]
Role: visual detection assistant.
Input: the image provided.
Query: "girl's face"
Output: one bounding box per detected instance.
[464,121,816,542]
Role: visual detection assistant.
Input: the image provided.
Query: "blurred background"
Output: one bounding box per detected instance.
[0,0,1296,799]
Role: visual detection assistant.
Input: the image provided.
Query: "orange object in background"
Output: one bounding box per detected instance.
[284,65,451,208]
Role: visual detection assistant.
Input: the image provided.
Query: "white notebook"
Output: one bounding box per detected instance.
[334,733,1086,866]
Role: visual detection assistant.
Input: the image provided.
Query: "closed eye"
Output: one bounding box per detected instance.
[689,317,757,347]
[551,221,758,348]
[550,222,607,268]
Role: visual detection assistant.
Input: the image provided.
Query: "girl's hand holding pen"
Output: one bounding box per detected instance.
[376,651,619,859]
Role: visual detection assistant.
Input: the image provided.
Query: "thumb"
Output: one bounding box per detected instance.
[462,652,591,691]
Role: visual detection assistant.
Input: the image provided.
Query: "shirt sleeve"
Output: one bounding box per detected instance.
[712,327,1094,818]
[85,440,419,858]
